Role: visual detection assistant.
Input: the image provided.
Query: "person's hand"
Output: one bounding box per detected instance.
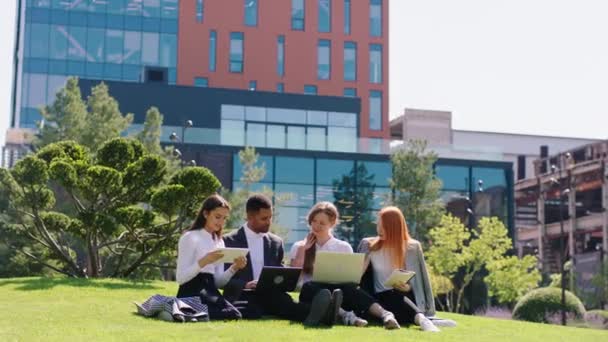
[304,233,317,250]
[231,256,247,271]
[198,250,224,268]
[394,281,411,292]
[245,280,257,289]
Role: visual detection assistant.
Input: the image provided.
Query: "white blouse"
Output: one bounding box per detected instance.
[369,248,399,293]
[289,236,353,260]
[176,229,236,287]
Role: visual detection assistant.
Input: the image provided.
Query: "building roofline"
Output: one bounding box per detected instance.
[453,129,604,142]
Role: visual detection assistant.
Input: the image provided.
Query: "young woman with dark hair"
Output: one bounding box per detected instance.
[176,194,247,320]
[290,201,400,329]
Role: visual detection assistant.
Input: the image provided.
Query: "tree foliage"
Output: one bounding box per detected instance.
[426,215,522,312]
[389,140,444,240]
[332,162,377,247]
[0,139,221,278]
[485,255,541,305]
[36,77,133,152]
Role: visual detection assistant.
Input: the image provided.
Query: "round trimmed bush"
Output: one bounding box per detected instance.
[512,287,586,323]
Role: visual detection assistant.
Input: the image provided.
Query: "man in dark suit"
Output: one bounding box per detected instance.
[223,194,341,326]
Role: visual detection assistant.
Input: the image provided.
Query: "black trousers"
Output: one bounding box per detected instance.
[374,289,422,325]
[240,289,310,322]
[176,273,242,320]
[299,282,376,316]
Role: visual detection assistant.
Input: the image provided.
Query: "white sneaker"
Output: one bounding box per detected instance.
[382,312,400,330]
[342,310,368,327]
[418,316,440,332]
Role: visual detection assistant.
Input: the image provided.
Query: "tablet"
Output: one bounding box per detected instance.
[213,247,249,264]
[384,270,415,288]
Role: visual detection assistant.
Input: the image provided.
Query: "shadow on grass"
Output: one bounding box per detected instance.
[0,277,162,291]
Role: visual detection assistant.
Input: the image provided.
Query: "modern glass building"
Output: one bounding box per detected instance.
[7,1,514,247]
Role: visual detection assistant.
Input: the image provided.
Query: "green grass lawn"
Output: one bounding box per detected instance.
[1,277,606,341]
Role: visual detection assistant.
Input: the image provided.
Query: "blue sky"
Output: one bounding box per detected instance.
[1,0,606,149]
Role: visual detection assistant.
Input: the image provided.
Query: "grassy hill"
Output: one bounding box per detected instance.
[0,277,606,341]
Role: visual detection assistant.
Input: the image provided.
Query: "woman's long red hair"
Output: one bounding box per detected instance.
[369,206,410,269]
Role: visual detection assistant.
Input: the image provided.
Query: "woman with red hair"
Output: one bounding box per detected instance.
[359,206,440,332]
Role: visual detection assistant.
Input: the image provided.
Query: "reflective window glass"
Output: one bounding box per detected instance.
[275,157,314,184]
[267,125,286,149]
[307,127,326,151]
[369,90,382,130]
[287,126,305,149]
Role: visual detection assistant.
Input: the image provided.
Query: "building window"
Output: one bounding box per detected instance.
[369,90,382,130]
[317,39,330,80]
[369,44,382,83]
[196,0,204,23]
[318,0,331,33]
[230,32,244,73]
[194,77,208,87]
[209,30,217,72]
[291,0,305,30]
[304,85,318,95]
[370,0,382,37]
[277,83,285,92]
[244,0,258,26]
[344,0,351,34]
[277,35,285,77]
[343,88,356,97]
[249,80,257,90]
[344,42,356,81]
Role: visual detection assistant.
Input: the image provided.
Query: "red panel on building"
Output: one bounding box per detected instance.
[177,0,389,139]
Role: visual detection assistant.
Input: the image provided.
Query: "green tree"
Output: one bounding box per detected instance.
[332,162,377,246]
[426,215,512,312]
[389,140,444,240]
[136,107,163,155]
[0,139,221,278]
[485,255,541,306]
[35,77,133,152]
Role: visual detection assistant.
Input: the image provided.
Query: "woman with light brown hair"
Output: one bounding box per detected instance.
[290,201,400,329]
[359,206,440,332]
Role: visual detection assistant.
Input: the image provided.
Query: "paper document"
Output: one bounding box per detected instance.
[213,248,249,264]
[384,270,415,288]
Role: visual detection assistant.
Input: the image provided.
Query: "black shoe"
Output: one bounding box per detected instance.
[304,289,331,326]
[323,289,343,326]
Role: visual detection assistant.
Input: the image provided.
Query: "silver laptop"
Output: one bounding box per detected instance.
[311,252,365,284]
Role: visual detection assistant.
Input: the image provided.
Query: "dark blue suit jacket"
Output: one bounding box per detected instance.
[222,226,285,300]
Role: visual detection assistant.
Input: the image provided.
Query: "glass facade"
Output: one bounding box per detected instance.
[19,0,180,128]
[344,88,357,97]
[291,0,305,31]
[344,0,351,35]
[277,35,285,77]
[369,44,382,84]
[244,0,258,26]
[233,155,392,247]
[194,77,208,87]
[435,161,511,229]
[369,90,382,130]
[209,30,216,72]
[318,0,331,33]
[229,32,244,73]
[220,105,358,153]
[304,85,318,95]
[317,39,331,80]
[344,42,356,81]
[370,0,382,37]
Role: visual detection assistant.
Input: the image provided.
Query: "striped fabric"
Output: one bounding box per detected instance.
[134,294,209,322]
